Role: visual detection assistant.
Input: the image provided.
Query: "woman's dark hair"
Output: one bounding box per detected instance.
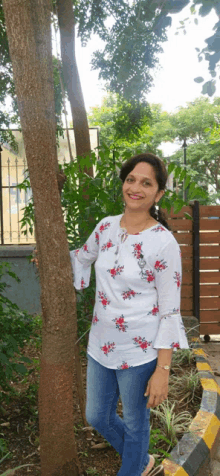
[119,152,172,231]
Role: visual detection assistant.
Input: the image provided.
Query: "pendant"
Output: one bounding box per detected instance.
[138,253,146,269]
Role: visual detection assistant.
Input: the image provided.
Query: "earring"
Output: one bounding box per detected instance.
[155,203,159,219]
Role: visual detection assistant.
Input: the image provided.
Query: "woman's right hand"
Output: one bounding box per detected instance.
[31,249,39,268]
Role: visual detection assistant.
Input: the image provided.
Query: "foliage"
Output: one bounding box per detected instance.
[90,2,168,101]
[0,464,36,476]
[89,95,220,203]
[0,0,219,144]
[148,428,174,457]
[169,369,201,405]
[88,93,153,150]
[0,262,38,399]
[168,97,220,202]
[171,348,196,366]
[172,1,220,95]
[0,0,64,148]
[151,400,193,445]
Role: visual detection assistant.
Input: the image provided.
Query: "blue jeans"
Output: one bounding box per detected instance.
[86,353,157,476]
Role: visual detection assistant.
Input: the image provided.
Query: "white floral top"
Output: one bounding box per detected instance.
[70,213,189,369]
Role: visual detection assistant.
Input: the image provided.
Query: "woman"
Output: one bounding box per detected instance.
[70,152,189,476]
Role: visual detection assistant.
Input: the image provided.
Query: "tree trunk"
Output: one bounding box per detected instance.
[56,0,93,173]
[2,1,84,475]
[56,0,96,426]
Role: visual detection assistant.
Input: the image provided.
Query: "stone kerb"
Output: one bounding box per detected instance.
[161,343,220,476]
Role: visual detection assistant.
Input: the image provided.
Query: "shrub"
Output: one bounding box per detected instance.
[0,262,38,401]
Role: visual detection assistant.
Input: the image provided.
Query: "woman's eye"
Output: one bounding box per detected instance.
[127,178,149,185]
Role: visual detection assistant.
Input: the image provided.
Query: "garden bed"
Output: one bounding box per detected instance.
[0,319,203,476]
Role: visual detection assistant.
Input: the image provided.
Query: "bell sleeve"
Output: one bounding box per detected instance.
[70,221,101,290]
[153,237,189,351]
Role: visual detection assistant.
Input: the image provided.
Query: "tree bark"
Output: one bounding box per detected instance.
[56,0,93,173]
[2,1,84,474]
[56,0,96,425]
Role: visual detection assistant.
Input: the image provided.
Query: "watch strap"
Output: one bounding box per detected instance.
[157,364,170,371]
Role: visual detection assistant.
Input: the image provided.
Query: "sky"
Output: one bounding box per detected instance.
[72,3,219,113]
[61,2,219,155]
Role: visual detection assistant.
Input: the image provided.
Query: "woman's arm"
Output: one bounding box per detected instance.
[144,348,173,408]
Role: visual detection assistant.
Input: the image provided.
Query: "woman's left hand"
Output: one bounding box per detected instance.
[145,367,169,408]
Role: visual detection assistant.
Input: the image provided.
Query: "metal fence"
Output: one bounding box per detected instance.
[0,127,99,245]
[0,147,33,245]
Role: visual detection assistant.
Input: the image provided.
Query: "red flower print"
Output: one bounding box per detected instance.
[133,336,152,353]
[122,288,142,300]
[174,272,181,288]
[107,265,124,279]
[95,232,99,244]
[75,249,80,256]
[152,225,165,232]
[171,342,180,349]
[140,269,155,283]
[80,278,86,289]
[98,291,110,309]
[117,362,133,370]
[83,243,88,252]
[99,221,111,233]
[132,242,143,259]
[92,313,99,325]
[101,239,114,252]
[112,315,128,332]
[101,341,116,356]
[148,305,159,316]
[154,259,168,272]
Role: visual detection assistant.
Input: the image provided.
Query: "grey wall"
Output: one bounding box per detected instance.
[0,245,41,316]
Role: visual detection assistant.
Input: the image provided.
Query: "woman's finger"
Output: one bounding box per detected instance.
[147,394,156,408]
[144,384,150,397]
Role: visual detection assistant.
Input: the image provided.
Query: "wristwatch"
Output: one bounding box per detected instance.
[157,364,170,371]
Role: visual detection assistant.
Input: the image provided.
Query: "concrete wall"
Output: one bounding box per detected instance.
[0,245,41,316]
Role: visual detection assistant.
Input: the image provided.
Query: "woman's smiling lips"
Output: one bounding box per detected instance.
[128,194,144,200]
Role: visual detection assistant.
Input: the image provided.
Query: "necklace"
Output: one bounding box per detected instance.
[119,216,151,241]
[114,215,149,272]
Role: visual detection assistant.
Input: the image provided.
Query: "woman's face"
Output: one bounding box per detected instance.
[122,162,165,212]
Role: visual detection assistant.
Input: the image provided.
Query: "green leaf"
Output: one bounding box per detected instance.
[20,356,32,364]
[188,182,196,196]
[0,353,10,365]
[13,363,28,375]
[179,169,187,182]
[174,166,182,179]
[194,76,204,83]
[0,465,36,476]
[168,163,176,174]
[202,80,216,97]
[7,335,19,352]
[183,175,191,190]
[210,71,216,78]
[183,213,193,220]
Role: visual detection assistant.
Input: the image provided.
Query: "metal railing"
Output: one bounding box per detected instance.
[0,127,99,245]
[0,146,33,245]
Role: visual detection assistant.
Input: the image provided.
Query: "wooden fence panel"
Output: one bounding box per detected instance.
[161,203,220,337]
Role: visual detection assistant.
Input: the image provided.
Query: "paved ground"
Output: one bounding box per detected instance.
[199,338,220,476]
